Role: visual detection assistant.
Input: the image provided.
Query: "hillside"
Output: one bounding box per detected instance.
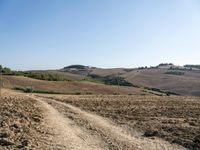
[58,64,200,96]
[2,75,145,95]
[1,64,200,96]
[121,69,200,96]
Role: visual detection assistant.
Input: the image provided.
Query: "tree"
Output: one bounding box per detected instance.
[2,67,12,74]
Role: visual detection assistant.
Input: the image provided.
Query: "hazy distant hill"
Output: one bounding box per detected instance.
[58,64,200,96]
[1,64,200,96]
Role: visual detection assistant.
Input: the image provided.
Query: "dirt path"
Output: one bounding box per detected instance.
[30,95,186,150]
[30,96,108,150]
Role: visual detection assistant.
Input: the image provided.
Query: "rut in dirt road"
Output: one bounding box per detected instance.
[30,96,109,150]
[32,95,186,150]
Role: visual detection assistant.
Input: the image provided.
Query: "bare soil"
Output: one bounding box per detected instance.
[41,94,200,150]
[0,90,46,149]
[3,75,144,95]
[0,89,198,150]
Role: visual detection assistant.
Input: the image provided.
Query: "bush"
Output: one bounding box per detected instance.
[24,87,34,93]
[75,92,81,95]
[113,92,119,95]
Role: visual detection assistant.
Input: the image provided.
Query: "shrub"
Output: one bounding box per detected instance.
[24,87,34,93]
[86,92,93,95]
[75,92,81,95]
[113,93,119,95]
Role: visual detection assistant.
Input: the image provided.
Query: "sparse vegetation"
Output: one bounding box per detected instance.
[165,71,185,76]
[14,87,66,94]
[184,65,200,69]
[123,69,134,72]
[144,87,180,96]
[138,66,148,69]
[88,74,136,87]
[15,71,70,81]
[0,65,12,74]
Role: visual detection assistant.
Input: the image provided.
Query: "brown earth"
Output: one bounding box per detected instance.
[41,94,200,150]
[89,68,200,96]
[2,75,145,95]
[0,89,189,150]
[0,89,47,149]
[121,69,200,96]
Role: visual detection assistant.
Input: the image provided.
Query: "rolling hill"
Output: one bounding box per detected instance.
[2,75,145,95]
[57,64,200,96]
[1,64,200,96]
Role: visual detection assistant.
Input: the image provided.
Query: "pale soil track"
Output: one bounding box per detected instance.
[29,95,186,150]
[30,96,107,150]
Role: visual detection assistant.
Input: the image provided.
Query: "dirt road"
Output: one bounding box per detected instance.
[29,95,186,150]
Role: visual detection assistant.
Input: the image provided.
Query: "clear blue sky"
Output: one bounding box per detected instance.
[0,0,200,70]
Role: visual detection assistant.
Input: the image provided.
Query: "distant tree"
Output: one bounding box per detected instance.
[184,65,200,69]
[158,63,174,67]
[2,67,12,74]
[64,65,87,70]
[138,67,144,69]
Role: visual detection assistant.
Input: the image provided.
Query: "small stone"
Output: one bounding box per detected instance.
[32,117,40,122]
[0,138,14,146]
[21,139,28,146]
[143,130,159,137]
[0,133,8,138]
[10,124,19,129]
[194,135,200,143]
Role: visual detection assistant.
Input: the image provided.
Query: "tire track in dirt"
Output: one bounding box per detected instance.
[29,96,108,150]
[35,96,186,150]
